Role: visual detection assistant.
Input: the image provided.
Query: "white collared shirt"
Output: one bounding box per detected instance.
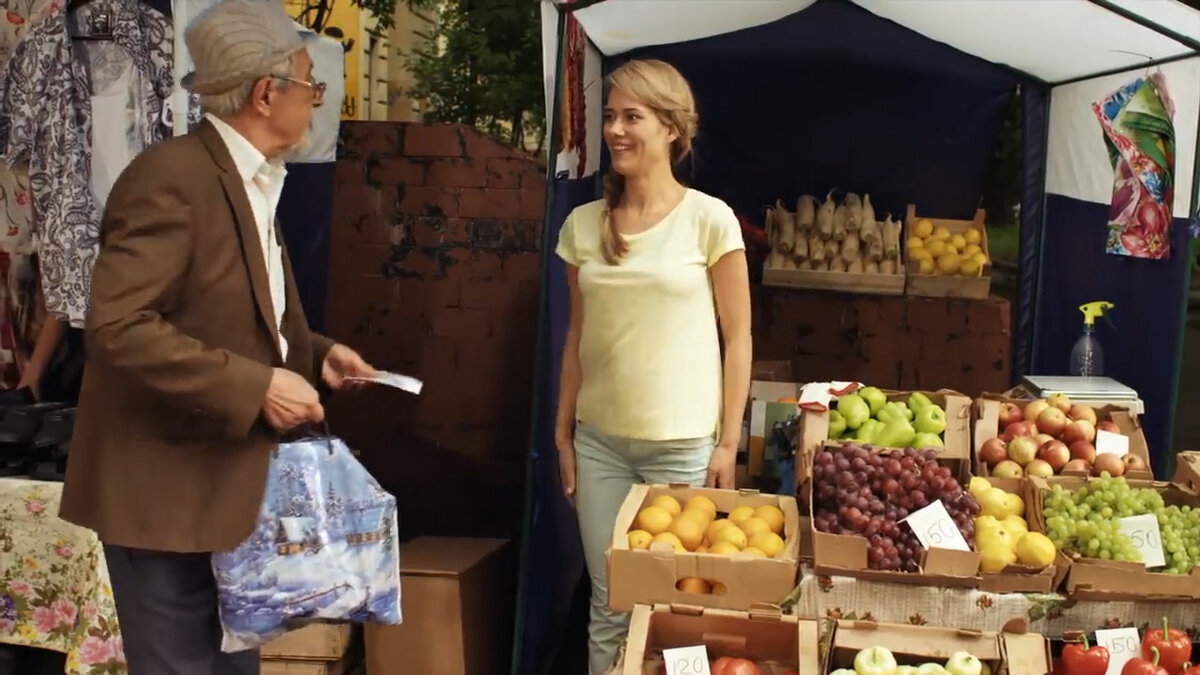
[205,112,289,361]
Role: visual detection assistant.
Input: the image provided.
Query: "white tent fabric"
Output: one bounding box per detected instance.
[555,0,1200,82]
[1048,57,1200,218]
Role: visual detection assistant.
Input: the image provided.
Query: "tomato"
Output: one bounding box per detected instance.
[726,659,761,675]
[711,657,732,675]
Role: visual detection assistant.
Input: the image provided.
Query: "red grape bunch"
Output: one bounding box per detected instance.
[812,444,981,571]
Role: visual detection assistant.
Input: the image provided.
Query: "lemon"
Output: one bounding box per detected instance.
[708,541,740,555]
[679,507,712,527]
[712,525,748,550]
[976,524,1015,551]
[1014,532,1057,568]
[918,257,936,275]
[932,226,952,241]
[936,252,961,275]
[740,517,772,538]
[963,244,982,257]
[729,505,756,525]
[999,515,1028,541]
[754,504,786,535]
[910,247,932,262]
[685,495,718,520]
[958,257,983,277]
[636,506,673,535]
[972,251,989,267]
[1003,493,1025,518]
[978,487,1010,519]
[907,236,925,251]
[925,239,947,257]
[965,228,982,245]
[669,516,706,551]
[706,518,734,545]
[651,495,682,517]
[950,234,967,251]
[968,476,992,499]
[748,532,786,558]
[740,547,768,558]
[913,218,934,238]
[628,529,653,550]
[980,542,1018,574]
[652,532,686,552]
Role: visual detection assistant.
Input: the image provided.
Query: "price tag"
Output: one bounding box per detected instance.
[1095,430,1130,457]
[1119,514,1166,568]
[1094,627,1141,675]
[662,645,711,675]
[902,500,971,552]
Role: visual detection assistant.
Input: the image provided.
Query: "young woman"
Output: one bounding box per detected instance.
[553,58,752,674]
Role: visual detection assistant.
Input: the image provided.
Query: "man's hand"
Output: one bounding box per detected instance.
[262,368,324,432]
[706,442,737,489]
[321,344,376,391]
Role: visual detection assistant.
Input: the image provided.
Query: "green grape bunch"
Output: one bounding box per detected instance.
[1041,474,1200,574]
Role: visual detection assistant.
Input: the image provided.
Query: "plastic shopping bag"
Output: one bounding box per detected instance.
[212,433,403,652]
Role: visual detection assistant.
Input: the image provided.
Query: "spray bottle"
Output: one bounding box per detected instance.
[1068,301,1114,376]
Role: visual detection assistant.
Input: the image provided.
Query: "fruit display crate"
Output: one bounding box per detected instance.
[612,603,819,675]
[903,204,992,300]
[796,388,973,488]
[1028,475,1200,601]
[608,484,803,612]
[972,395,1153,483]
[822,620,1051,675]
[973,477,1060,594]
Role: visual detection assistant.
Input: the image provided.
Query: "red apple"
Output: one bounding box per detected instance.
[1063,458,1091,474]
[1062,419,1096,445]
[1047,393,1071,413]
[1025,400,1050,424]
[1037,440,1070,472]
[998,402,1024,428]
[1007,436,1039,467]
[992,459,1024,478]
[1123,454,1147,472]
[1025,458,1054,478]
[1068,440,1097,463]
[1068,404,1098,425]
[980,437,1008,467]
[1034,433,1055,447]
[1037,407,1069,437]
[1097,420,1120,434]
[1093,453,1126,477]
[1003,421,1035,442]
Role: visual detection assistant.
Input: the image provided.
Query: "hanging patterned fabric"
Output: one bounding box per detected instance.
[0,0,176,327]
[1092,72,1176,260]
[559,2,586,177]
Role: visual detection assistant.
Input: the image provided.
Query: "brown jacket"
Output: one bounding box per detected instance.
[59,120,334,553]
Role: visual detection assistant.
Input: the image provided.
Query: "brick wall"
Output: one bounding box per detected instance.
[753,287,1013,394]
[325,122,545,539]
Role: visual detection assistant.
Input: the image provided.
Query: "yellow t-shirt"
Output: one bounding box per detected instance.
[555,188,746,441]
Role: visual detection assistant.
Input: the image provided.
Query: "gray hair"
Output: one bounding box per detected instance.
[198,56,294,119]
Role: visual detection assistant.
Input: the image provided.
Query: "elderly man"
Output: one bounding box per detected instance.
[57,1,375,672]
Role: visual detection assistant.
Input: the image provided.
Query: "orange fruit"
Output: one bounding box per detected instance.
[754,505,786,535]
[676,577,711,594]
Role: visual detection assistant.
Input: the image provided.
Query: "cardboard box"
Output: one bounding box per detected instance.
[261,658,347,675]
[608,484,802,612]
[261,624,352,662]
[974,477,1060,594]
[797,389,973,491]
[808,454,981,588]
[614,604,820,675]
[972,396,1153,481]
[1027,476,1200,600]
[365,537,514,675]
[823,620,1051,674]
[1170,450,1200,491]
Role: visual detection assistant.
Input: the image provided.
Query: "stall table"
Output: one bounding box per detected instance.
[0,478,125,674]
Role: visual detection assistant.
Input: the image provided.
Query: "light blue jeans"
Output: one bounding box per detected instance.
[573,421,714,675]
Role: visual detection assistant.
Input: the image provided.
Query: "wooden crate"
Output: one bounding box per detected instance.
[761,264,905,295]
[903,204,992,300]
[261,624,352,662]
[260,657,348,675]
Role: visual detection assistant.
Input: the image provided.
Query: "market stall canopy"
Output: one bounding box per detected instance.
[557,0,1200,83]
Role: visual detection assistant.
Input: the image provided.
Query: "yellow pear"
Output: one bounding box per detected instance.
[978,488,1010,519]
[650,495,682,517]
[979,542,1018,573]
[628,529,653,550]
[968,477,992,499]
[636,506,673,535]
[1014,532,1057,568]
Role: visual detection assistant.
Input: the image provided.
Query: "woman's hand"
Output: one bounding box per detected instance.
[556,431,577,505]
[706,442,737,489]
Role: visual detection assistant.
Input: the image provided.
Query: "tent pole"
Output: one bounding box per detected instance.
[1083,0,1200,52]
[1053,52,1199,88]
[512,5,569,673]
[1164,100,1200,479]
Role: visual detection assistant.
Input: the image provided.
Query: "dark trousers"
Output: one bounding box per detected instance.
[103,545,260,675]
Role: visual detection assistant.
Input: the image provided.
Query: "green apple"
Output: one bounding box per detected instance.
[837,394,871,430]
[853,646,897,675]
[914,405,947,435]
[859,386,888,415]
[912,432,944,450]
[829,410,848,439]
[944,652,983,675]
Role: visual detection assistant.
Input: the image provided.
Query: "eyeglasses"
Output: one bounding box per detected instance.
[273,76,327,103]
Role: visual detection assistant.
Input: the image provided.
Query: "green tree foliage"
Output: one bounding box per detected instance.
[402,0,546,152]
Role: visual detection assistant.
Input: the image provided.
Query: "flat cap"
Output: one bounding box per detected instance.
[181,0,314,95]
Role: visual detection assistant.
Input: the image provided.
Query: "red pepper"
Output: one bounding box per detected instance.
[1061,634,1110,675]
[1179,663,1200,675]
[1142,617,1192,674]
[1122,646,1169,675]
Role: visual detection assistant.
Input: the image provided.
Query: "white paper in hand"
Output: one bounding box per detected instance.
[902,500,971,552]
[346,371,424,395]
[1094,627,1141,675]
[662,645,710,675]
[1119,514,1166,568]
